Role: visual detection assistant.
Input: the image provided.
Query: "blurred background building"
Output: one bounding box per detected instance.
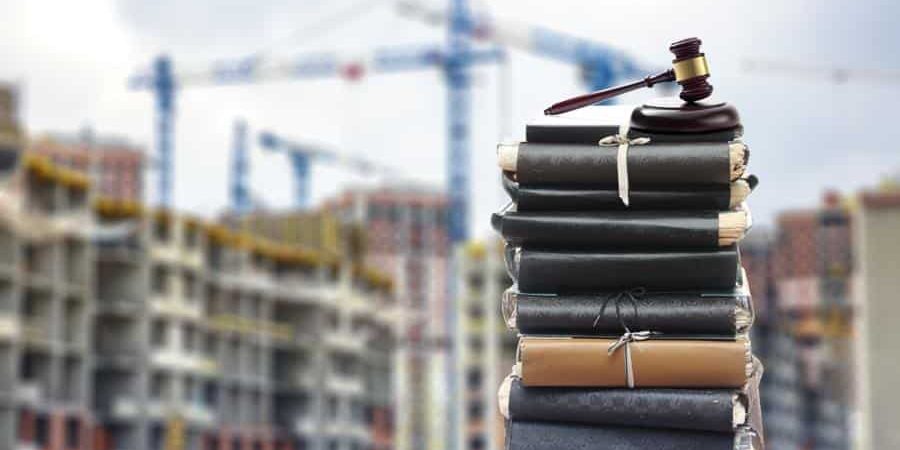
[2,150,398,450]
[27,131,145,202]
[851,190,900,449]
[454,241,514,450]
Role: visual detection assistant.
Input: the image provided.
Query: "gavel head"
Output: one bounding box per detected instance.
[669,37,713,102]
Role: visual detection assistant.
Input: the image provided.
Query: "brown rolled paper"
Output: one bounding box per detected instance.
[518,336,751,388]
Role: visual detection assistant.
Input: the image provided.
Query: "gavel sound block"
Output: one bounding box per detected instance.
[630,98,742,141]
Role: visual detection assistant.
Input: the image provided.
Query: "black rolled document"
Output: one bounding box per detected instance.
[505,420,755,450]
[507,245,740,293]
[500,376,746,432]
[504,284,753,336]
[497,141,747,187]
[492,208,749,250]
[502,172,758,212]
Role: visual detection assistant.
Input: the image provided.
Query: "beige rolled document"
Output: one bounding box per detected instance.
[517,336,753,388]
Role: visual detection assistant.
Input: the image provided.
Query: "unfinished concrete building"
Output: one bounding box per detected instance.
[91,200,397,450]
[0,151,397,450]
[454,240,515,450]
[0,154,94,450]
[323,185,449,450]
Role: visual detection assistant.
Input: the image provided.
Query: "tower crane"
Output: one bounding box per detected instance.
[230,119,252,215]
[257,127,402,209]
[229,118,405,213]
[395,0,650,91]
[127,0,653,241]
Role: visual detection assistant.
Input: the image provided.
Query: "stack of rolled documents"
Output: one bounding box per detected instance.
[492,101,765,449]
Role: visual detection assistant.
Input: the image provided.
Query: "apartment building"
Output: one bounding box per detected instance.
[233,209,395,450]
[770,193,854,450]
[323,185,449,450]
[0,152,396,450]
[454,241,514,450]
[852,190,900,450]
[741,192,856,450]
[0,154,94,450]
[28,130,145,202]
[743,230,806,450]
[91,200,396,450]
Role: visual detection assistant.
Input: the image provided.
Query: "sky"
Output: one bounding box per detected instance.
[1,0,899,238]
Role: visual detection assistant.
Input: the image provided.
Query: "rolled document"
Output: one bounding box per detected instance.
[492,207,750,249]
[498,376,750,432]
[497,141,748,186]
[517,336,753,388]
[507,245,741,292]
[502,171,758,212]
[503,280,753,336]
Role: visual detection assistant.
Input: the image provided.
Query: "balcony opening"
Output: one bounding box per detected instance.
[25,172,57,213]
[151,265,170,295]
[63,297,85,347]
[62,356,84,402]
[24,243,54,279]
[63,238,88,286]
[153,217,170,243]
[0,227,14,269]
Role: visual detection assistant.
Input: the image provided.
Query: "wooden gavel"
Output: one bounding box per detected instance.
[545,37,713,115]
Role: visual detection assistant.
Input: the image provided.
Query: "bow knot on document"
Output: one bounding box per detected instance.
[598,287,661,389]
[598,124,651,206]
[593,287,647,331]
[607,328,661,389]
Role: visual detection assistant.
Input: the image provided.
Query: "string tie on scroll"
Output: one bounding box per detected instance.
[593,287,646,331]
[597,288,660,388]
[598,122,650,206]
[607,328,661,389]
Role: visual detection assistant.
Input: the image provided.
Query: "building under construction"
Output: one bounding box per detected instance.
[0,154,94,450]
[322,185,450,450]
[27,131,145,202]
[0,148,398,450]
[453,241,514,450]
[748,192,862,450]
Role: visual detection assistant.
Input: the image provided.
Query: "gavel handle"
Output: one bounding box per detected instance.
[544,69,676,115]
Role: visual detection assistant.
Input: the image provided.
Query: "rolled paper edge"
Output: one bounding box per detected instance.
[730,142,748,181]
[733,393,748,427]
[503,244,521,281]
[735,426,760,450]
[497,142,519,172]
[502,288,517,329]
[730,178,753,208]
[742,336,754,379]
[735,305,753,333]
[738,267,756,332]
[498,374,513,419]
[718,210,748,246]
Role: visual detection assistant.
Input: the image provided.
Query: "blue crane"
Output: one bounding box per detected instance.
[229,118,409,213]
[230,119,252,215]
[257,127,401,209]
[127,0,652,239]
